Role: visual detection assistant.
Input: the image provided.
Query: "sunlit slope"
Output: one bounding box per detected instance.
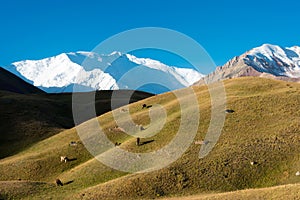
[1,77,300,199]
[71,77,300,199]
[162,183,300,200]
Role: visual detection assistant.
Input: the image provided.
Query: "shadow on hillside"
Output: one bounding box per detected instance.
[0,90,154,159]
[64,180,74,185]
[67,158,77,162]
[141,139,155,145]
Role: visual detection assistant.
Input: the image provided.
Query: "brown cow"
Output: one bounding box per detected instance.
[56,179,63,186]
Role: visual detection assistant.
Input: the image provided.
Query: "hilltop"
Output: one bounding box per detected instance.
[0,67,44,94]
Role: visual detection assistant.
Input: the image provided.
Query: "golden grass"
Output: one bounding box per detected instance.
[162,183,300,200]
[2,77,300,199]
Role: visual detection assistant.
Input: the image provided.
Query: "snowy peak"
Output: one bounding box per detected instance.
[4,51,204,93]
[288,46,300,55]
[9,52,119,92]
[126,54,169,70]
[125,54,203,86]
[249,44,284,59]
[196,44,300,85]
[12,53,81,87]
[247,43,300,64]
[244,44,300,78]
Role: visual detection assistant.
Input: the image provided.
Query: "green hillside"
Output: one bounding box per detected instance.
[1,77,300,199]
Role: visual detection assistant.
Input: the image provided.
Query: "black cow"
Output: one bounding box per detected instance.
[225,109,235,113]
[136,137,141,146]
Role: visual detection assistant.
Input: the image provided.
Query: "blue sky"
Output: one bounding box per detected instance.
[1,0,300,73]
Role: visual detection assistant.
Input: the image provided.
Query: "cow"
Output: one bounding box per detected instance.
[142,104,152,109]
[250,161,258,165]
[56,179,63,186]
[69,141,77,146]
[136,124,145,131]
[136,137,141,146]
[60,156,69,163]
[225,109,235,113]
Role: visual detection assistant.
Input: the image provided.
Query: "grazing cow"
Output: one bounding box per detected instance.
[225,109,235,113]
[136,137,141,146]
[250,161,258,165]
[56,179,63,186]
[60,156,69,163]
[112,126,125,132]
[136,124,145,131]
[69,141,77,146]
[115,142,121,146]
[194,140,209,145]
[142,104,152,109]
[120,108,127,113]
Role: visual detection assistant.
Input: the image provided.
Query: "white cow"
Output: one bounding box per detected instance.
[60,156,68,163]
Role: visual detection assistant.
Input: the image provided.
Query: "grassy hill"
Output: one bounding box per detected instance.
[0,90,153,158]
[1,77,300,199]
[163,183,300,200]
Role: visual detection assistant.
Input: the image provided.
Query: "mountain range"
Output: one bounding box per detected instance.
[2,52,204,94]
[2,44,300,94]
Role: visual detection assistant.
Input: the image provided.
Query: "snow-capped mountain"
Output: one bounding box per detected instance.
[3,52,204,93]
[197,44,300,84]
